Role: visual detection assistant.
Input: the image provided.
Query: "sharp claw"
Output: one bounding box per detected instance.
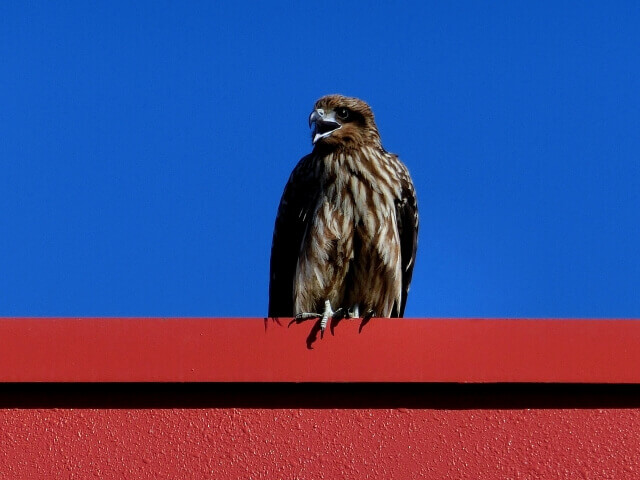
[289,312,322,327]
[359,310,375,333]
[291,300,357,342]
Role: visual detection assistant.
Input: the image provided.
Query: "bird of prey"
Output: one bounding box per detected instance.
[268,95,418,336]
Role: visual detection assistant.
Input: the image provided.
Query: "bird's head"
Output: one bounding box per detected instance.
[309,95,381,150]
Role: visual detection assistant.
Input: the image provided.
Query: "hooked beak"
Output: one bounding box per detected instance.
[309,108,341,145]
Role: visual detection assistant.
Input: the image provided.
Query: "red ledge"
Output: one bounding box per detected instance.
[0,318,638,383]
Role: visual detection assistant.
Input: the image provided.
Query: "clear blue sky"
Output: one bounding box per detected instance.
[1,2,639,318]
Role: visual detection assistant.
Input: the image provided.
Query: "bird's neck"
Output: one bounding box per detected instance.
[314,145,390,189]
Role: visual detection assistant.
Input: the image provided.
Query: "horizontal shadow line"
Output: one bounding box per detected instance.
[0,383,639,409]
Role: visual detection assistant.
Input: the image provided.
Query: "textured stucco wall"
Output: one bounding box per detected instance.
[2,319,639,478]
[1,408,638,479]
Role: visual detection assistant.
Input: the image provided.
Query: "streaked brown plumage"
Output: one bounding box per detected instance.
[268,95,418,330]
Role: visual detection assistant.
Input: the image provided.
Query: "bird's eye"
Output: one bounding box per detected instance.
[336,107,349,120]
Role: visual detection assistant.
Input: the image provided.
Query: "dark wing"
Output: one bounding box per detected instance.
[268,154,318,317]
[396,172,419,317]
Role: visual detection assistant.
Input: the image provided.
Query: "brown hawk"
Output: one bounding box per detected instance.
[268,95,418,335]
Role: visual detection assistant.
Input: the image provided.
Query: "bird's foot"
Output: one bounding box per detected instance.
[289,300,345,338]
[328,304,360,335]
[331,306,376,334]
[359,309,376,333]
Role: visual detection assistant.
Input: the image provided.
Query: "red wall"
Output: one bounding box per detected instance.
[1,318,639,382]
[1,318,639,478]
[2,407,638,479]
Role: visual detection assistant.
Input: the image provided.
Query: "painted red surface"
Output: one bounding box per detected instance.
[1,408,638,479]
[0,317,640,382]
[2,318,639,478]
